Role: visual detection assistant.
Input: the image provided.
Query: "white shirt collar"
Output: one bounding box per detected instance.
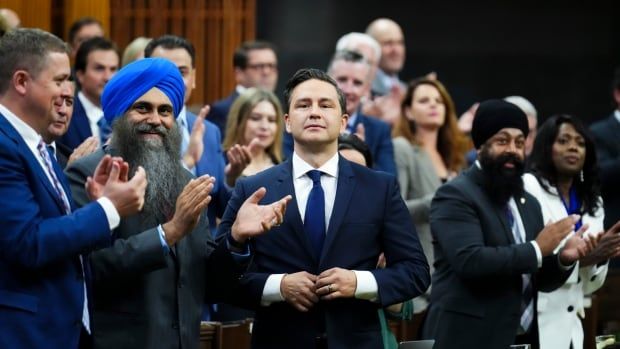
[78,91,103,123]
[0,103,43,151]
[177,105,188,127]
[292,151,339,180]
[235,85,248,95]
[614,110,620,124]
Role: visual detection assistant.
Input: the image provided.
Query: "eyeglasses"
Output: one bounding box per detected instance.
[246,63,278,71]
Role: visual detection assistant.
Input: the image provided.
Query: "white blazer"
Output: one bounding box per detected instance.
[523,173,608,349]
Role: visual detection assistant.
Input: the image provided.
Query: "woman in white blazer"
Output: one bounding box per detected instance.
[524,114,620,349]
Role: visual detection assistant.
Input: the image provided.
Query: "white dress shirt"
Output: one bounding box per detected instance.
[78,91,104,140]
[261,152,378,305]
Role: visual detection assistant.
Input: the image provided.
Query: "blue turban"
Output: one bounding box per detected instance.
[101,58,185,124]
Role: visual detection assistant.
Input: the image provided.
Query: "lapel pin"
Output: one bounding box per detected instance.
[520,197,526,204]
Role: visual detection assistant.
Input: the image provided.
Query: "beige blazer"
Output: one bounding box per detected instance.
[393,137,443,311]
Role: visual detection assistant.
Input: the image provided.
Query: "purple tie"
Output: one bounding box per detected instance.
[37,139,70,214]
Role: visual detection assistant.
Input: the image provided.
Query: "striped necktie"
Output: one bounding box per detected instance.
[506,206,534,334]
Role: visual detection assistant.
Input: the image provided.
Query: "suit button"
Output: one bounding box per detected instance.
[172,323,179,329]
[567,306,574,312]
[178,282,184,288]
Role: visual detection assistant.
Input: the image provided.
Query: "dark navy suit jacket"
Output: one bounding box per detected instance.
[207,91,239,137]
[283,112,396,176]
[59,96,93,150]
[186,111,231,233]
[590,113,620,229]
[0,113,111,348]
[217,157,429,349]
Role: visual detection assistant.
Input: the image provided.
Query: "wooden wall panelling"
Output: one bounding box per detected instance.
[0,0,51,31]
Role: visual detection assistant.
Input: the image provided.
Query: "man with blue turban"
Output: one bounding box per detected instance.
[65,58,292,349]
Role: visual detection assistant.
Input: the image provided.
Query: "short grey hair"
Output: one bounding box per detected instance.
[504,95,537,120]
[335,32,381,64]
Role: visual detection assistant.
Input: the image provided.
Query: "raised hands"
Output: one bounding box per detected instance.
[182,105,210,169]
[162,175,215,246]
[89,155,147,217]
[535,215,581,256]
[559,223,596,265]
[67,136,99,166]
[230,187,292,242]
[580,220,620,266]
[224,138,261,186]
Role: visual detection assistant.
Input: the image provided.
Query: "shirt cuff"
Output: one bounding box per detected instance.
[528,240,543,268]
[156,225,171,256]
[261,274,286,306]
[353,270,378,302]
[97,197,120,231]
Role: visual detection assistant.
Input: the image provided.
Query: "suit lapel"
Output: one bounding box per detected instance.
[515,194,537,241]
[74,98,93,140]
[0,114,68,213]
[319,157,356,264]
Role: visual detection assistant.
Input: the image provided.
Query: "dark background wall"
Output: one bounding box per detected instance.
[257,0,619,124]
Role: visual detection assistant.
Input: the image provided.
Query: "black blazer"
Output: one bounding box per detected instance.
[422,165,572,349]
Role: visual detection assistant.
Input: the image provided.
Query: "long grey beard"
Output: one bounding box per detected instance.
[111,117,186,224]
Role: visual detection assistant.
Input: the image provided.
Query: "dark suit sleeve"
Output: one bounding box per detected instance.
[372,122,397,176]
[0,141,109,269]
[216,178,271,308]
[65,157,171,281]
[430,183,540,279]
[591,122,620,195]
[371,177,430,306]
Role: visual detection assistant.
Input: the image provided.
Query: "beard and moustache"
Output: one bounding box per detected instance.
[478,146,525,206]
[110,117,185,225]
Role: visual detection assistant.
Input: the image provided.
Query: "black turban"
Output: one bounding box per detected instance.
[471,99,529,149]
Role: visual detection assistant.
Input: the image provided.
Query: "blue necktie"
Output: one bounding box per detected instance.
[304,170,325,259]
[97,116,112,145]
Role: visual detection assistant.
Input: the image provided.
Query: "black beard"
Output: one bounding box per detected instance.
[478,147,525,206]
[110,117,185,224]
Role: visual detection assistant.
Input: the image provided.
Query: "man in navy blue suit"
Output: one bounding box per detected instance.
[60,37,119,150]
[0,28,147,349]
[283,50,396,175]
[207,40,278,136]
[218,68,429,349]
[145,35,250,234]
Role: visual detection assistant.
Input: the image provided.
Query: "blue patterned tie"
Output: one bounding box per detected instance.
[304,170,325,259]
[506,206,534,334]
[97,116,112,144]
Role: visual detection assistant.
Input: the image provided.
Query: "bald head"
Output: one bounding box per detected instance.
[0,9,20,29]
[366,18,405,75]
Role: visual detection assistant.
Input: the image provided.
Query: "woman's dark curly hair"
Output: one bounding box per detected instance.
[527,114,601,215]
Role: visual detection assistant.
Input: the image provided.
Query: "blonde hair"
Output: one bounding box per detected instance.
[223,88,284,162]
[121,37,151,67]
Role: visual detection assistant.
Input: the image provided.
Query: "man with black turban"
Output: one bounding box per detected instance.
[420,99,593,349]
[65,58,291,349]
